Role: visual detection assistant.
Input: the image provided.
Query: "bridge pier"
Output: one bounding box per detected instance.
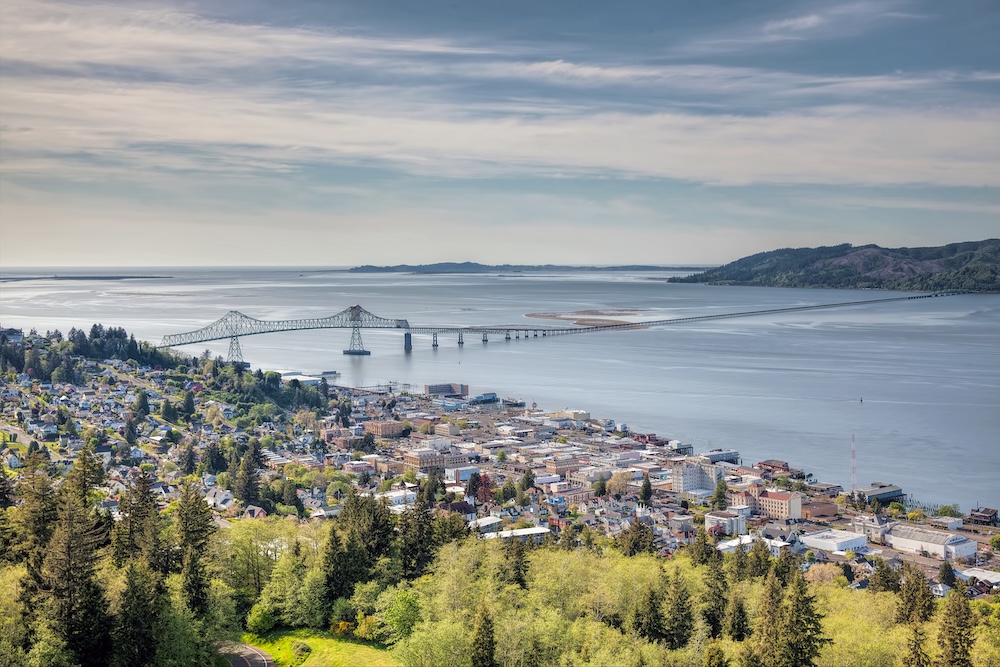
[458,332,464,346]
[403,332,412,352]
[534,330,538,337]
[515,331,520,339]
[482,332,488,343]
[432,333,438,348]
[505,331,511,341]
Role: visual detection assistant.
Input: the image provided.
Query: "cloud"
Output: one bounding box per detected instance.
[764,15,825,33]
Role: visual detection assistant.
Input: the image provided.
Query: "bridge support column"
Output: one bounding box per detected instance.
[227,336,243,364]
[432,333,438,348]
[458,332,464,346]
[515,331,520,339]
[534,330,537,337]
[505,331,511,340]
[343,323,371,355]
[542,330,546,336]
[403,332,412,352]
[482,332,488,343]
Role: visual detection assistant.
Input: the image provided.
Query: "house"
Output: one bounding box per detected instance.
[436,501,477,522]
[968,507,999,527]
[930,583,952,598]
[2,449,21,469]
[205,487,235,510]
[244,505,267,519]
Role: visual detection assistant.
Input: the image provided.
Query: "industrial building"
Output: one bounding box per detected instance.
[798,529,867,553]
[885,525,977,560]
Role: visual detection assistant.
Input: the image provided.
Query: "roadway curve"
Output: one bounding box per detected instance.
[221,643,274,667]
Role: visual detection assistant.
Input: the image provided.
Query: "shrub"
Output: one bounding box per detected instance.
[291,640,311,659]
[246,603,276,634]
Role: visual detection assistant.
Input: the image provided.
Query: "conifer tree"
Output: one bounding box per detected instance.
[175,482,214,556]
[181,390,196,418]
[0,460,13,510]
[179,442,196,475]
[747,538,772,578]
[727,542,750,583]
[703,641,730,667]
[112,470,162,569]
[938,560,956,587]
[505,536,529,589]
[469,600,498,667]
[181,546,210,617]
[112,559,161,667]
[780,569,828,667]
[322,525,369,603]
[592,475,607,497]
[233,451,260,506]
[937,582,974,667]
[133,389,149,419]
[397,497,435,578]
[702,564,729,638]
[159,399,178,422]
[631,584,664,642]
[663,569,694,650]
[339,490,395,565]
[896,562,934,624]
[41,492,112,667]
[690,526,715,565]
[748,570,784,666]
[65,445,105,505]
[639,472,652,505]
[13,465,59,586]
[869,556,901,593]
[902,624,931,667]
[772,548,797,587]
[722,591,750,642]
[710,479,729,511]
[616,519,655,557]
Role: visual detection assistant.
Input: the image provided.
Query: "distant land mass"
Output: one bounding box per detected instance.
[668,239,1000,292]
[348,261,713,273]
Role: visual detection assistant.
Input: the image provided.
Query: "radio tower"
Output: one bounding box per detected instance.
[850,434,857,495]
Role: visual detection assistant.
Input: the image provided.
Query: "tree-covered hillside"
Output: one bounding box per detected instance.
[669,239,1000,291]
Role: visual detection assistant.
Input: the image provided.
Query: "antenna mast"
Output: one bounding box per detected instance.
[851,434,857,495]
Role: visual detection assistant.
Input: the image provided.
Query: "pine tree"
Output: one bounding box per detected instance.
[727,542,750,583]
[181,390,196,418]
[13,465,59,587]
[322,525,369,603]
[0,460,13,509]
[592,475,607,497]
[181,546,210,617]
[702,564,729,638]
[616,519,655,557]
[710,479,729,511]
[938,560,956,587]
[869,556,901,593]
[233,451,260,506]
[772,548,796,587]
[179,442,196,475]
[896,562,934,624]
[937,582,974,667]
[747,538,772,578]
[112,470,163,569]
[505,536,529,589]
[663,569,694,650]
[748,570,784,666]
[65,444,106,504]
[397,497,435,578]
[133,390,149,419]
[41,492,112,667]
[160,399,178,422]
[469,600,498,667]
[339,490,395,565]
[902,624,931,667]
[690,526,715,565]
[703,641,730,667]
[780,569,828,667]
[722,591,750,642]
[631,584,664,642]
[639,472,652,505]
[112,558,161,667]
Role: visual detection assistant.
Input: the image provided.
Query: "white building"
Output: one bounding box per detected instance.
[705,510,747,536]
[798,529,867,553]
[716,534,790,557]
[885,525,977,560]
[481,526,550,545]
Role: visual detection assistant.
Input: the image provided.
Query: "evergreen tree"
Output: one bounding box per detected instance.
[772,548,796,587]
[747,538,772,578]
[13,466,59,587]
[505,537,529,589]
[722,591,750,642]
[662,569,694,650]
[903,624,931,667]
[727,542,750,583]
[938,561,956,587]
[159,399,178,422]
[630,584,664,642]
[181,546,210,617]
[702,564,729,638]
[520,468,535,491]
[339,490,395,565]
[937,583,974,667]
[896,562,934,625]
[869,557,901,593]
[181,390,196,418]
[748,570,784,666]
[469,600,498,667]
[322,525,369,603]
[710,479,729,511]
[179,442,196,475]
[0,460,13,509]
[616,519,655,557]
[233,451,260,506]
[397,497,435,578]
[703,641,730,667]
[41,493,112,667]
[175,482,215,558]
[465,471,481,500]
[133,389,149,419]
[64,444,105,504]
[592,475,607,497]
[690,526,716,565]
[780,569,828,667]
[204,441,226,474]
[112,559,161,667]
[112,470,163,570]
[639,472,652,505]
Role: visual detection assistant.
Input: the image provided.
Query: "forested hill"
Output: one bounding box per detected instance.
[349,262,710,273]
[668,239,1000,291]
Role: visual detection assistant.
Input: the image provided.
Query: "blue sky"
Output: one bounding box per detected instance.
[1,0,998,266]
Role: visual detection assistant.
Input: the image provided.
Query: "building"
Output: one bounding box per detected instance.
[852,514,896,542]
[798,529,867,553]
[705,510,747,536]
[403,447,469,473]
[673,460,724,495]
[425,383,469,396]
[802,501,839,521]
[364,420,405,438]
[730,483,802,520]
[444,466,480,484]
[968,507,998,526]
[859,482,905,504]
[756,459,790,474]
[548,487,596,506]
[885,525,977,560]
[806,482,844,497]
[482,526,550,545]
[434,422,462,437]
[546,456,583,476]
[697,449,740,464]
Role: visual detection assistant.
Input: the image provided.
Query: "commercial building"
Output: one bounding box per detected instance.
[859,482,905,504]
[705,510,747,536]
[730,483,802,520]
[364,420,405,438]
[403,447,469,473]
[697,449,740,464]
[672,460,725,496]
[798,529,867,553]
[425,383,469,396]
[885,525,977,560]
[444,466,480,484]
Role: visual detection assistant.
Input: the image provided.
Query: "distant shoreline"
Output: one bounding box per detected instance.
[348,262,714,274]
[0,275,172,283]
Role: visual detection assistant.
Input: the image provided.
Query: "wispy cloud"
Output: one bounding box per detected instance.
[764,15,825,33]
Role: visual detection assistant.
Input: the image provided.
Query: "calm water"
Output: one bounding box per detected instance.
[2,268,998,509]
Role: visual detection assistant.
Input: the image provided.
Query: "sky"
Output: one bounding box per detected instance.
[1,0,998,266]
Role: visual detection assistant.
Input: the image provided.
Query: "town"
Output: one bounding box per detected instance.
[2,324,998,606]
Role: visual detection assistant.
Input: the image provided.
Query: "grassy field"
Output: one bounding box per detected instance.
[244,629,399,667]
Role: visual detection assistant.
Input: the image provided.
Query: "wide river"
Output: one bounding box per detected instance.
[1,268,997,510]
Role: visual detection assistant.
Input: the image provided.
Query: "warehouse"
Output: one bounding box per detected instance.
[798,528,867,553]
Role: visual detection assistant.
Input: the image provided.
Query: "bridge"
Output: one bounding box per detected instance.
[158,292,965,362]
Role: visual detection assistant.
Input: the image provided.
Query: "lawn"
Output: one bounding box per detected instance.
[244,629,399,667]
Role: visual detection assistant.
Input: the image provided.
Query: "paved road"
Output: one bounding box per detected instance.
[221,643,274,667]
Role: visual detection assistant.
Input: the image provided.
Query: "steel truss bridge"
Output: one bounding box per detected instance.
[158,292,965,363]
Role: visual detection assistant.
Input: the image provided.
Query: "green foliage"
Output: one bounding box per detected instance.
[722,590,750,642]
[702,564,729,638]
[869,557,902,594]
[781,569,829,667]
[938,583,974,667]
[991,534,1000,551]
[112,559,161,667]
[615,519,654,557]
[903,624,932,667]
[639,473,652,505]
[711,479,729,511]
[896,562,934,625]
[469,600,498,667]
[662,568,694,650]
[939,561,957,587]
[936,504,963,518]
